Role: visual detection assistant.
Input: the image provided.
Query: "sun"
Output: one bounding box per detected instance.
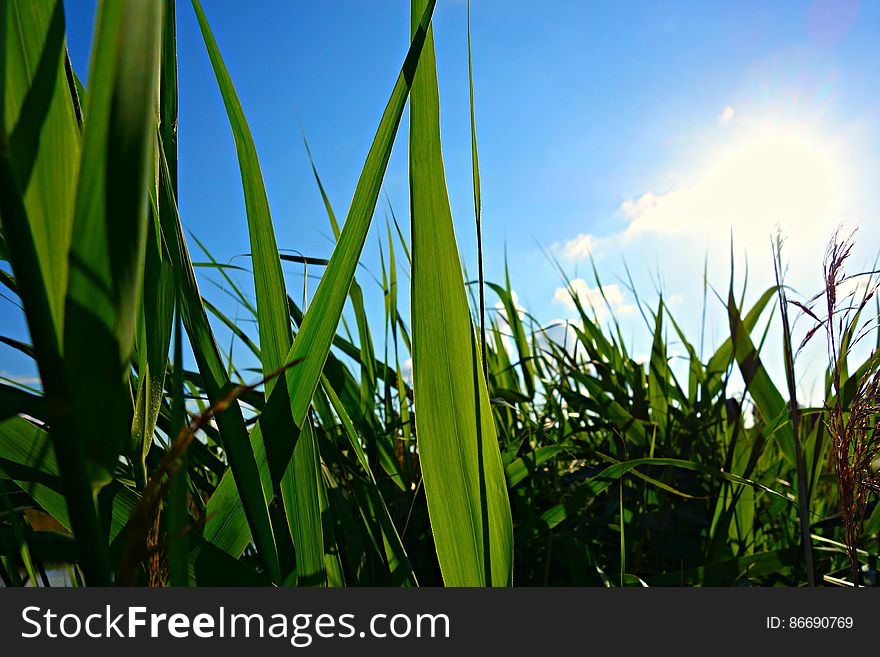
[703,124,845,240]
[623,120,848,249]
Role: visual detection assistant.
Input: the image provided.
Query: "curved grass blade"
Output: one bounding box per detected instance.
[409,0,513,586]
[199,2,437,571]
[157,145,280,581]
[726,289,796,464]
[64,0,162,485]
[191,0,292,390]
[192,0,325,585]
[1,0,79,343]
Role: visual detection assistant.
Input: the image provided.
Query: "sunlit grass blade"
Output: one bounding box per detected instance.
[167,308,190,586]
[409,0,513,586]
[131,175,174,488]
[198,1,437,573]
[191,0,292,389]
[192,0,317,584]
[488,272,535,400]
[726,289,796,465]
[280,420,326,585]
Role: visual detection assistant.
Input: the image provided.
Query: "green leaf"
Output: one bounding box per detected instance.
[540,457,790,532]
[199,0,437,573]
[63,0,161,481]
[191,0,291,389]
[0,416,137,544]
[706,286,777,378]
[157,145,280,582]
[129,0,179,490]
[280,420,326,585]
[505,445,564,489]
[0,0,79,347]
[0,0,106,583]
[648,302,669,437]
[61,0,163,584]
[488,278,534,400]
[191,0,322,585]
[727,289,796,465]
[409,0,513,587]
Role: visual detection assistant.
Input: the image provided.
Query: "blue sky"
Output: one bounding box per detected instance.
[3,0,879,396]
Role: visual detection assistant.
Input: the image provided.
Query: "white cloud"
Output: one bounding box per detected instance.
[543,119,865,404]
[552,279,630,320]
[560,233,597,260]
[550,233,610,261]
[718,106,735,124]
[401,358,413,384]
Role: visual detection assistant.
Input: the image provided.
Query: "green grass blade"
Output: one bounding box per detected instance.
[301,132,341,239]
[131,210,174,487]
[20,0,163,585]
[157,145,280,581]
[505,445,565,489]
[159,0,178,187]
[1,0,79,344]
[467,0,487,383]
[0,0,107,582]
[488,278,534,399]
[192,0,323,584]
[191,0,292,391]
[647,302,669,438]
[409,0,513,586]
[167,308,190,586]
[199,2,436,572]
[0,416,137,544]
[706,286,776,378]
[726,289,796,465]
[280,420,325,585]
[63,0,161,482]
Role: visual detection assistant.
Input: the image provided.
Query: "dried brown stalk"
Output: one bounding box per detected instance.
[802,229,880,585]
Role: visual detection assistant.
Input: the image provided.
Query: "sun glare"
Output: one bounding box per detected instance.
[705,125,844,238]
[623,122,848,247]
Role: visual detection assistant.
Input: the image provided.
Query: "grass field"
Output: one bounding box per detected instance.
[1,0,878,587]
